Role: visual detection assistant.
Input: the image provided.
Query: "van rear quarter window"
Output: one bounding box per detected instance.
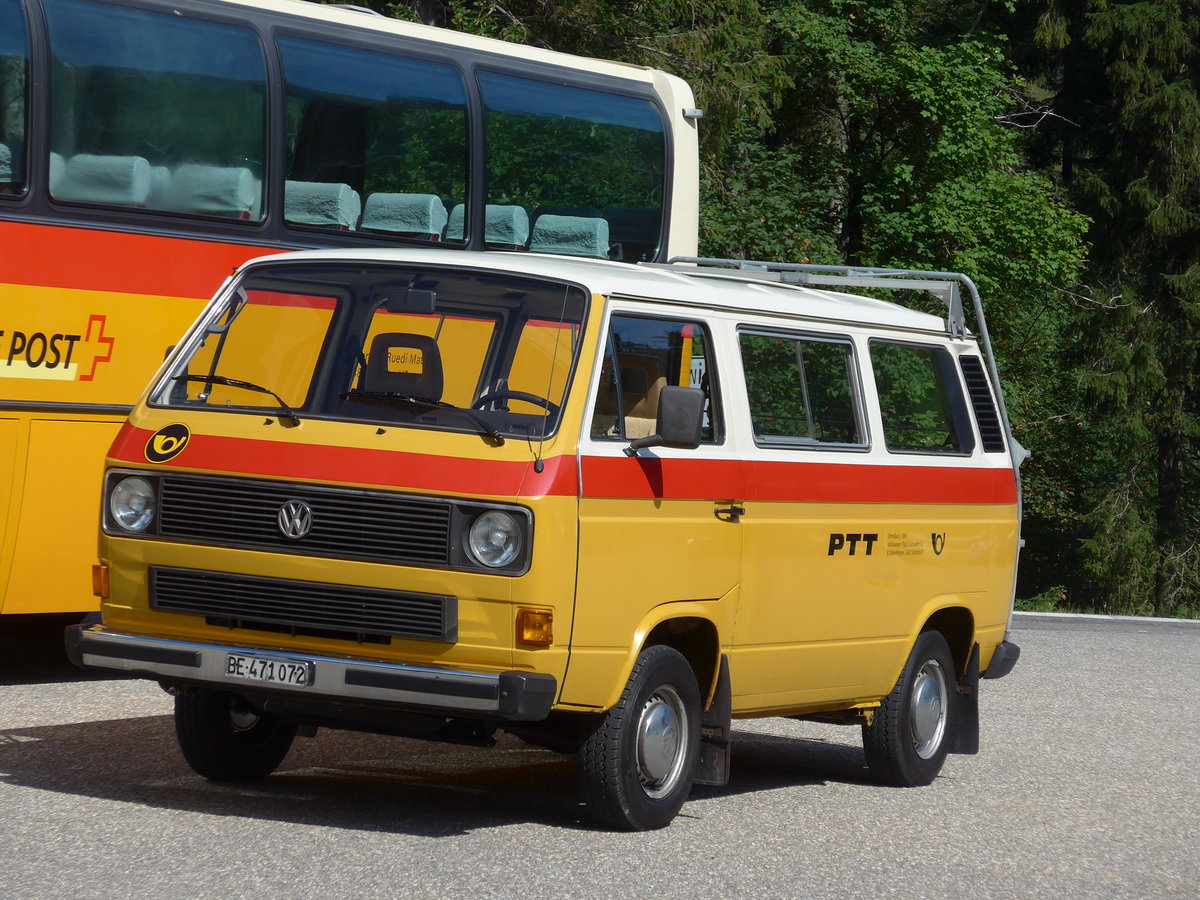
[870,340,974,454]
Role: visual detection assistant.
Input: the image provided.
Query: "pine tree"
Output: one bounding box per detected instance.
[1019,0,1200,616]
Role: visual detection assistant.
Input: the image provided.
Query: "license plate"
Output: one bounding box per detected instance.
[224,652,313,687]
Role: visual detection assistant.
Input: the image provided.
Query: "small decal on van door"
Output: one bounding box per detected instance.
[931,532,947,555]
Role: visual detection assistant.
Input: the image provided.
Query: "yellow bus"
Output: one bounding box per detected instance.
[0,0,699,618]
[69,248,1022,829]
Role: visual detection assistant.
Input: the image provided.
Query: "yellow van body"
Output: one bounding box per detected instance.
[69,249,1021,830]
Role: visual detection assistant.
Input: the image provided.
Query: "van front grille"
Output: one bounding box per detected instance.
[150,567,456,643]
[157,474,452,566]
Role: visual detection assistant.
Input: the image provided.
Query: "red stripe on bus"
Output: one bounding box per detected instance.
[109,422,1016,505]
[0,220,276,298]
[748,459,1018,504]
[108,422,578,498]
[580,456,1017,504]
[581,455,745,501]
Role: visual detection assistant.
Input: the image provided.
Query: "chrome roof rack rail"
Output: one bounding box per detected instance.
[657,255,1026,469]
[663,256,974,336]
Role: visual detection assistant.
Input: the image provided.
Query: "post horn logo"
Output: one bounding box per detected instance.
[144,424,190,463]
[931,532,947,556]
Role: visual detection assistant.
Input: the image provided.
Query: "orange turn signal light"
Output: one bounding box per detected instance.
[517,608,553,646]
[92,562,110,600]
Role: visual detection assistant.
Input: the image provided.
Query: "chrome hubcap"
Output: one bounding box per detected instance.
[636,686,688,799]
[909,659,948,759]
[229,705,261,732]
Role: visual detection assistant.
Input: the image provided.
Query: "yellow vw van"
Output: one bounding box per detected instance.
[68,248,1021,830]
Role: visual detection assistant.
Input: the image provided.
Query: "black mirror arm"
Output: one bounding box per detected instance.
[623,435,664,457]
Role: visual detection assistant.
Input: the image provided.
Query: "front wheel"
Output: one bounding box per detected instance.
[174,688,296,782]
[579,645,701,830]
[862,630,956,787]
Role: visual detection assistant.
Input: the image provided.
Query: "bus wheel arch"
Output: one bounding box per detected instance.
[861,629,957,787]
[921,605,975,677]
[578,642,702,830]
[642,616,720,706]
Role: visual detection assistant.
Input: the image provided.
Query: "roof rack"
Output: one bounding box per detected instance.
[662,256,974,337]
[660,255,1027,476]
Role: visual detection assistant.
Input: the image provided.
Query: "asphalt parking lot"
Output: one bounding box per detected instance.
[1,612,1197,898]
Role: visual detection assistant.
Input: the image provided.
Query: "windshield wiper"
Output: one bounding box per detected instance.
[173,374,300,427]
[340,390,505,445]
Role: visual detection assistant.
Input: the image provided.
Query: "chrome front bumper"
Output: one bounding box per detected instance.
[65,625,557,721]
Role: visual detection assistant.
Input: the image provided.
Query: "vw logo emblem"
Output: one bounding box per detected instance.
[277,500,313,539]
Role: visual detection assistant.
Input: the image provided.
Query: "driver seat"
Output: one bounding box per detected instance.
[363,332,443,401]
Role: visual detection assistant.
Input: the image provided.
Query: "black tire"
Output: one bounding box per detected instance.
[174,689,296,782]
[579,645,701,831]
[862,630,956,787]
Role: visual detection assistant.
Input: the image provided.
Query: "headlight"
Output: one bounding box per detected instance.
[109,476,156,532]
[467,510,522,568]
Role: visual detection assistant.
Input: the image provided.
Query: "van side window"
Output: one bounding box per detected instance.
[591,314,720,442]
[0,0,28,198]
[740,331,863,447]
[870,341,974,454]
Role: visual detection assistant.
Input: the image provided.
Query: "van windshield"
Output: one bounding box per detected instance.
[152,263,588,439]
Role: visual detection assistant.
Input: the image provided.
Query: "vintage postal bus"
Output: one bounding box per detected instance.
[68,249,1022,830]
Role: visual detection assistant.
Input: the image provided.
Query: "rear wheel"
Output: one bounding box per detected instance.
[862,630,955,786]
[579,645,701,830]
[174,688,296,782]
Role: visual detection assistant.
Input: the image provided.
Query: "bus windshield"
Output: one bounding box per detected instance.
[153,263,589,440]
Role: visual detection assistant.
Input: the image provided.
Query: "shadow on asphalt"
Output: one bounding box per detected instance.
[0,709,871,834]
[0,614,116,686]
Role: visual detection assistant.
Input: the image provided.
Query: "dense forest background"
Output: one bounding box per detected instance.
[316,0,1200,618]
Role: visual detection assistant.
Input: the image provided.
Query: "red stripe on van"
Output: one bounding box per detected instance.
[108,423,578,498]
[110,422,1015,505]
[748,459,1018,504]
[580,456,1017,505]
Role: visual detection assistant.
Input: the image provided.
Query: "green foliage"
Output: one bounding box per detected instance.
[300,0,1200,617]
[1012,0,1200,617]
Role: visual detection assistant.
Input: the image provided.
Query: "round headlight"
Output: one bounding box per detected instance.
[110,476,156,533]
[467,510,522,568]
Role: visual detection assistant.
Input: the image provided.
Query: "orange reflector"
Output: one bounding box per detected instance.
[517,608,553,646]
[92,563,109,599]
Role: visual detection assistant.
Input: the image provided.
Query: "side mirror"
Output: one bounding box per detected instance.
[624,385,704,456]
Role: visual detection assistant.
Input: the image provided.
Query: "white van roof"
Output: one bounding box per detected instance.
[237,248,958,336]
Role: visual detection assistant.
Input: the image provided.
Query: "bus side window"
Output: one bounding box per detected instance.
[478,71,667,262]
[0,0,28,197]
[43,0,267,219]
[279,35,468,240]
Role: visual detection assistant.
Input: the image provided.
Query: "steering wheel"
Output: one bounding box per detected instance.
[473,390,560,415]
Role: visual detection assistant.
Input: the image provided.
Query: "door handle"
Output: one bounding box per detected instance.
[713,503,745,522]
